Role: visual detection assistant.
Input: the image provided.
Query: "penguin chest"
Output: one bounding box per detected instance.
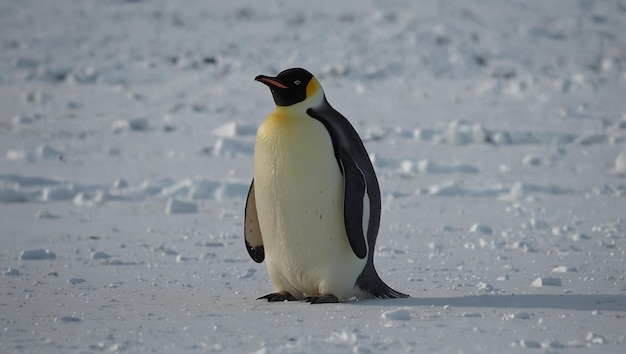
[253,112,364,298]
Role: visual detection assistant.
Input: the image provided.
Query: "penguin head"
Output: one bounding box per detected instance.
[255,68,323,107]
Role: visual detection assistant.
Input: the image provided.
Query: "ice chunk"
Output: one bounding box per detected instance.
[381,309,411,321]
[4,267,20,276]
[530,277,562,287]
[586,332,605,344]
[36,211,59,219]
[111,118,150,133]
[518,340,541,348]
[0,188,25,202]
[7,145,62,162]
[91,251,111,260]
[20,249,57,260]
[509,311,531,319]
[470,223,492,235]
[55,316,81,323]
[165,198,198,214]
[476,282,494,292]
[212,138,254,157]
[42,185,76,201]
[551,266,578,273]
[214,181,248,200]
[68,277,86,285]
[615,153,626,174]
[212,122,257,137]
[462,312,482,318]
[522,155,542,166]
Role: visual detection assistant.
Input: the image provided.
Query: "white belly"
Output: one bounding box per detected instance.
[254,111,366,300]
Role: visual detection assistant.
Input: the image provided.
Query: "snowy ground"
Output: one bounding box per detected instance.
[1,0,626,352]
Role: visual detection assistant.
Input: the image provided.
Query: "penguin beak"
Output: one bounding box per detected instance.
[255,75,289,89]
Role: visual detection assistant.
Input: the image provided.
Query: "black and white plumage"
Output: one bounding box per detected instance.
[245,68,408,303]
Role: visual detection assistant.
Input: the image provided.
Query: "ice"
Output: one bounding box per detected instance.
[400,159,478,175]
[476,282,494,292]
[469,223,493,235]
[91,251,111,260]
[586,332,606,345]
[73,190,108,207]
[506,311,531,320]
[212,122,257,138]
[530,277,562,288]
[6,145,63,162]
[213,181,249,200]
[161,178,220,200]
[552,266,578,273]
[19,249,56,260]
[55,316,82,323]
[4,267,20,276]
[462,312,482,318]
[212,138,255,157]
[381,309,411,321]
[522,155,542,166]
[615,152,626,174]
[68,277,86,285]
[111,118,150,133]
[165,198,198,214]
[517,340,541,348]
[42,185,76,201]
[0,188,25,202]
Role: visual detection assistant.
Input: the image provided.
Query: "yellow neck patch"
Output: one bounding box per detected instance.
[306,77,319,99]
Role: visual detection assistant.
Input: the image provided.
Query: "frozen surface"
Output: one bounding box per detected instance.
[1,0,625,352]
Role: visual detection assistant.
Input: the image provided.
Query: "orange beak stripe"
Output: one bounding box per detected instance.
[260,78,288,89]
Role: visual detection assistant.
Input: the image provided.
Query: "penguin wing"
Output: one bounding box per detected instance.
[338,155,369,259]
[244,180,265,263]
[308,103,380,260]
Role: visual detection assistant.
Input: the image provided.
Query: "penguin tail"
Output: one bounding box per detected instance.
[355,263,409,299]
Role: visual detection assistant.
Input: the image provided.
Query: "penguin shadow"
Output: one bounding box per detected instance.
[354,294,626,312]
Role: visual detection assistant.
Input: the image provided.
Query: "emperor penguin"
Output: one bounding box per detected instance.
[245,68,408,304]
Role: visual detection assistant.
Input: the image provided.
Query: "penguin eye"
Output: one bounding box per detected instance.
[294,80,301,85]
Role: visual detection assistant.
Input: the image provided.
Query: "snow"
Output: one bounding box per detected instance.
[381,309,412,321]
[1,0,625,352]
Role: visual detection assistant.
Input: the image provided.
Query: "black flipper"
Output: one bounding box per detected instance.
[244,180,264,263]
[338,157,368,259]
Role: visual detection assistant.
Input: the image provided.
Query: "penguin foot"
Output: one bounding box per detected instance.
[303,295,339,304]
[258,292,297,302]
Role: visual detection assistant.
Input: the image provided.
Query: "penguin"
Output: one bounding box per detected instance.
[245,68,408,304]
